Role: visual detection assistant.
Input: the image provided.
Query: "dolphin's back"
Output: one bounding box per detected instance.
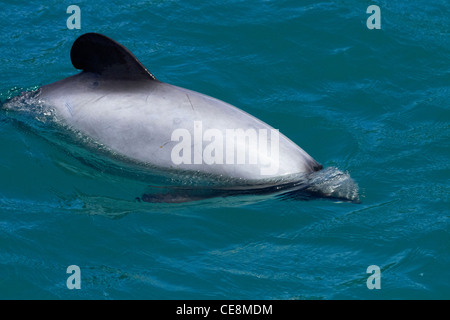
[39,33,322,183]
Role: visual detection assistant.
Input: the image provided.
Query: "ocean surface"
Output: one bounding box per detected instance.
[0,0,449,299]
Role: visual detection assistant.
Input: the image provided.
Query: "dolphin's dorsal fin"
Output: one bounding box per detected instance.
[70,33,157,81]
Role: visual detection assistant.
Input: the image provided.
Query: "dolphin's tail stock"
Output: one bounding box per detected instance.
[139,183,298,204]
[139,167,360,204]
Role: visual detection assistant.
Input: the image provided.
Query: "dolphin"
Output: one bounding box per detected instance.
[4,33,359,203]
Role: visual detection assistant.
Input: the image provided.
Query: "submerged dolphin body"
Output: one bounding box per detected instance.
[5,33,359,203]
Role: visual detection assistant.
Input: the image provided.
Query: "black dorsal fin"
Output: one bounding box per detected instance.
[70,33,157,81]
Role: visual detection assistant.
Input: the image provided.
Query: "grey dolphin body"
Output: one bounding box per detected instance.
[40,34,321,177]
[10,33,359,202]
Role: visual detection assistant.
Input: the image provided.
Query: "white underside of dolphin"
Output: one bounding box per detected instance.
[5,33,360,203]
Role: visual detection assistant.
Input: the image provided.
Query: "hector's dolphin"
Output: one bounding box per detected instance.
[4,33,359,203]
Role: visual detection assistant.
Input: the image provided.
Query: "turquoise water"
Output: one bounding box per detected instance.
[0,0,449,299]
